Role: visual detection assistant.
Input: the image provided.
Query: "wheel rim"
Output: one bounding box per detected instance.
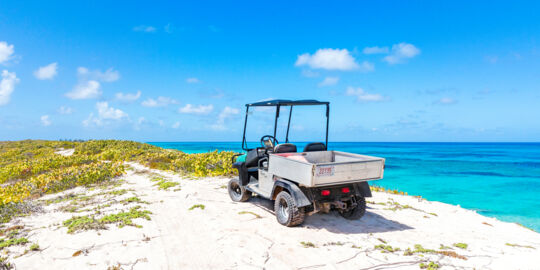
[278,198,289,221]
[230,181,242,199]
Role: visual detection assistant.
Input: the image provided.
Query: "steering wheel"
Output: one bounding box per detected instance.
[260,135,279,148]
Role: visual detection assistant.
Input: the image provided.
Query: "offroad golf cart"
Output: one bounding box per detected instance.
[228,99,385,226]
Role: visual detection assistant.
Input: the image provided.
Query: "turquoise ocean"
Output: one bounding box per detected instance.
[148,142,540,231]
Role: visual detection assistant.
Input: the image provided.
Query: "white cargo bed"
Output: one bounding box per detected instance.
[268,151,385,187]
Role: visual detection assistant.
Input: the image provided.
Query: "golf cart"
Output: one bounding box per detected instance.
[228,99,385,226]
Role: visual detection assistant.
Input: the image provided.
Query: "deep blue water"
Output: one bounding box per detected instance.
[148,142,540,231]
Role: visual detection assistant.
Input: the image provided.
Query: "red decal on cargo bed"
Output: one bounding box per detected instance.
[316,166,335,177]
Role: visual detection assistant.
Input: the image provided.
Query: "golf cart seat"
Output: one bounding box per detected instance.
[244,149,261,168]
[303,142,327,152]
[274,143,297,153]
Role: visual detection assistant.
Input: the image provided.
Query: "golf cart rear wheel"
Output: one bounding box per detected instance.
[274,191,305,227]
[228,178,251,202]
[339,196,366,220]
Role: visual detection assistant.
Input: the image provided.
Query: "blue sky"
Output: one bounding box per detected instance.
[0,1,539,142]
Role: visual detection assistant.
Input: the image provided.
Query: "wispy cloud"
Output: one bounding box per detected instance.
[141,96,178,107]
[164,23,174,33]
[0,41,14,64]
[0,70,19,106]
[178,104,213,115]
[295,48,372,71]
[116,90,141,102]
[484,55,498,64]
[172,121,181,129]
[58,106,73,114]
[434,97,457,105]
[133,25,156,33]
[301,69,319,78]
[34,62,58,80]
[318,76,339,87]
[383,43,421,64]
[40,115,51,126]
[77,67,120,82]
[363,46,389,54]
[211,106,239,130]
[346,86,384,102]
[186,77,200,84]
[66,80,101,99]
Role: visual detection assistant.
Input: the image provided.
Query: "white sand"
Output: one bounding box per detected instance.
[54,148,75,156]
[5,162,540,269]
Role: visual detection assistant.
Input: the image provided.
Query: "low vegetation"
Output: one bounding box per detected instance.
[188,204,205,211]
[63,206,152,233]
[453,243,468,249]
[151,177,180,190]
[238,211,262,218]
[505,243,535,249]
[419,261,440,269]
[374,244,400,253]
[0,140,236,223]
[300,241,316,248]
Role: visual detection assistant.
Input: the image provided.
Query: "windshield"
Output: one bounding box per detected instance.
[242,105,327,150]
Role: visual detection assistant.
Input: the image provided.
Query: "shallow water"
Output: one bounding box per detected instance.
[148,141,540,232]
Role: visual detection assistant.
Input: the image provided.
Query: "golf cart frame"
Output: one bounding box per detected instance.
[228,99,384,226]
[241,99,330,151]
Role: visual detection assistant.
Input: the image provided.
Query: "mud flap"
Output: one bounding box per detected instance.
[271,179,312,207]
[353,182,372,198]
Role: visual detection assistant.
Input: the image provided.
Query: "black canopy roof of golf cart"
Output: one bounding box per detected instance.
[247,99,329,107]
[242,99,330,150]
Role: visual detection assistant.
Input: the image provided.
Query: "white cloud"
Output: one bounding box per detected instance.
[133,25,156,33]
[40,115,51,126]
[178,104,214,115]
[435,97,457,105]
[0,70,19,106]
[318,77,339,87]
[346,87,384,102]
[186,77,200,84]
[58,106,73,114]
[78,67,119,82]
[141,96,178,107]
[211,106,239,130]
[116,90,141,102]
[83,102,128,127]
[66,67,118,100]
[97,101,128,119]
[172,121,181,129]
[363,46,389,54]
[295,48,363,71]
[34,62,58,80]
[383,43,420,64]
[0,42,14,64]
[66,80,101,99]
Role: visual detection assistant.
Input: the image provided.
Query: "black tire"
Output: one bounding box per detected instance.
[274,191,305,226]
[228,178,251,202]
[339,196,366,220]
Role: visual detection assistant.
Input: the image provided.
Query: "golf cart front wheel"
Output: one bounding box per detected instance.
[274,191,305,227]
[339,196,366,220]
[228,178,251,202]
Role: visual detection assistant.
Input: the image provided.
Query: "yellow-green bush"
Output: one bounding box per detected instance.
[0,140,237,223]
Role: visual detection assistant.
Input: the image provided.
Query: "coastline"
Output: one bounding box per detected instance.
[4,162,540,269]
[149,141,540,232]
